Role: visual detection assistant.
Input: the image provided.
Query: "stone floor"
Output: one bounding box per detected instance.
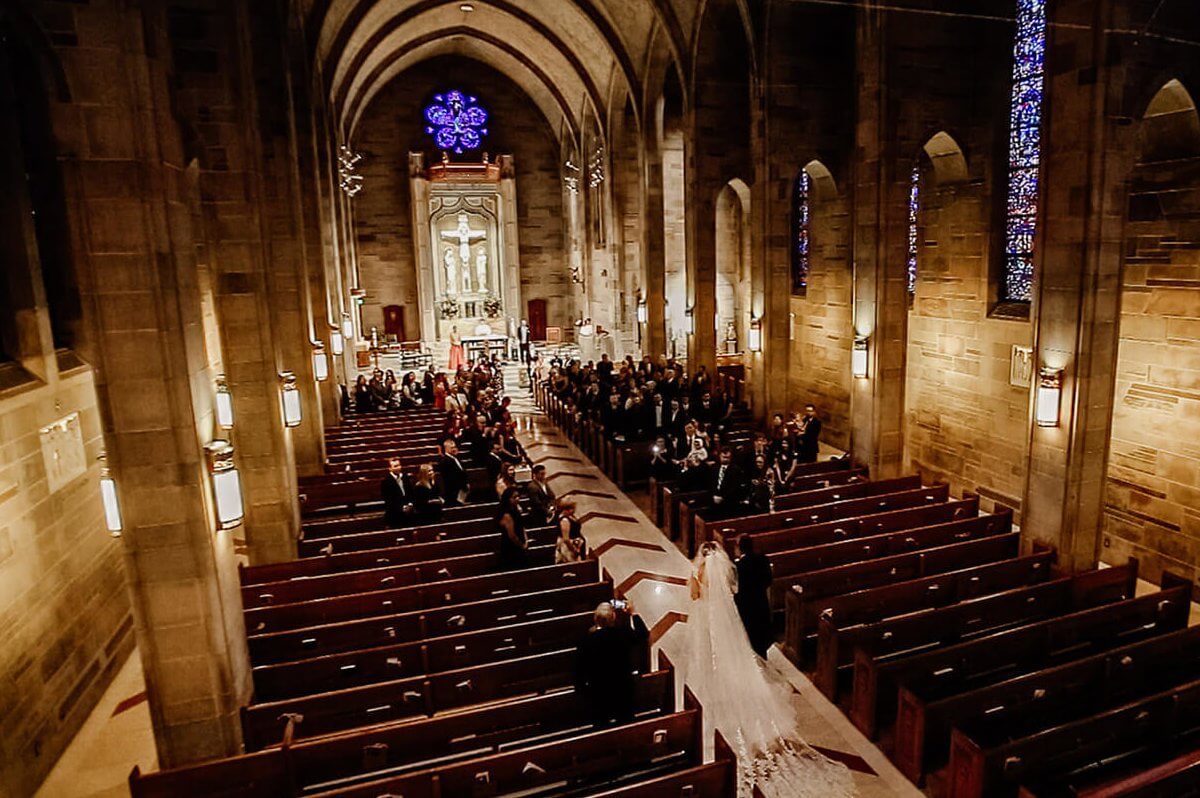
[42,371,922,797]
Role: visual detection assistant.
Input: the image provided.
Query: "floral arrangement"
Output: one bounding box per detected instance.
[483,294,502,318]
[439,298,460,319]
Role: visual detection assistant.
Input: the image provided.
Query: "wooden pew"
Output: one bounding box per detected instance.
[130,659,681,798]
[1018,743,1200,798]
[307,704,704,797]
[790,548,1055,667]
[248,581,613,665]
[298,502,497,540]
[899,620,1200,786]
[297,516,541,557]
[243,559,601,634]
[251,611,594,701]
[578,729,738,798]
[242,545,556,608]
[782,532,1031,662]
[947,672,1200,798]
[852,573,1191,744]
[841,561,1140,729]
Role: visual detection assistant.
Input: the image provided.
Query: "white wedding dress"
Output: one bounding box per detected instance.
[683,544,857,798]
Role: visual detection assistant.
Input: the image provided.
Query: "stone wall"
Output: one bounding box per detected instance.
[1102,157,1200,582]
[0,370,133,797]
[903,180,1033,516]
[353,57,568,339]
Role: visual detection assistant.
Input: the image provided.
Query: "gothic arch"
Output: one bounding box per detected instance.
[921,131,970,185]
[1139,78,1200,162]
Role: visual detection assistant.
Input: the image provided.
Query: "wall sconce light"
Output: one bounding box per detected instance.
[98,455,122,536]
[280,371,302,427]
[329,328,344,356]
[685,307,695,334]
[789,311,797,341]
[748,316,763,352]
[312,343,329,382]
[350,287,366,306]
[341,312,354,340]
[205,439,245,530]
[852,335,869,379]
[636,299,647,324]
[214,374,235,430]
[1035,367,1063,428]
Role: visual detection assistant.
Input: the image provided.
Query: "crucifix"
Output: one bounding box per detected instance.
[440,212,487,292]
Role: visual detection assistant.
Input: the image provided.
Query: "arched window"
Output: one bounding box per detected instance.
[791,169,811,295]
[1001,0,1047,303]
[907,163,921,299]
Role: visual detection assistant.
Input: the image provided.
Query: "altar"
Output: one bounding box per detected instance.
[462,334,508,363]
[409,153,523,349]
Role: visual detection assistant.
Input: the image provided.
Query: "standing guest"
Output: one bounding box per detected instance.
[493,460,516,500]
[526,464,556,527]
[433,373,448,410]
[773,437,799,491]
[439,438,470,506]
[734,534,775,658]
[380,457,414,528]
[798,403,822,464]
[518,318,532,364]
[448,324,465,371]
[410,463,443,523]
[496,487,528,569]
[648,436,680,483]
[709,448,747,518]
[554,498,586,562]
[749,454,773,513]
[353,375,373,413]
[574,601,649,727]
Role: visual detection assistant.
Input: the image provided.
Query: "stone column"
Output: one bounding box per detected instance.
[685,117,718,373]
[498,155,523,327]
[642,129,668,357]
[1020,0,1129,571]
[58,3,251,766]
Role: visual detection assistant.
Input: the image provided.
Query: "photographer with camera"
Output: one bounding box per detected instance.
[574,599,649,727]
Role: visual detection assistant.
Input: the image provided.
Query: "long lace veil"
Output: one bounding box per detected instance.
[683,543,857,798]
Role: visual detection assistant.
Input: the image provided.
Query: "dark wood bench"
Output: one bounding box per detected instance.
[297,515,540,557]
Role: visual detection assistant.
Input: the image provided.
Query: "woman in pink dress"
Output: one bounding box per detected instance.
[447,325,465,372]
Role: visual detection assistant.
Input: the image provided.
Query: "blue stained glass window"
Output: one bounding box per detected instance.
[907,164,920,299]
[1002,0,1046,302]
[792,170,811,294]
[424,90,489,154]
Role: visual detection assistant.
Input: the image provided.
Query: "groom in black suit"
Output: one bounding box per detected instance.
[734,534,774,658]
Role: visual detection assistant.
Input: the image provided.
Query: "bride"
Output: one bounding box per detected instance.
[685,542,857,798]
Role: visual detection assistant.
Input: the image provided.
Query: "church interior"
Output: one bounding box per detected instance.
[2,0,1200,796]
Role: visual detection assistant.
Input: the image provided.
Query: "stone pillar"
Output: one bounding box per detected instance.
[1020,0,1128,571]
[642,129,668,357]
[498,156,523,327]
[685,118,718,373]
[850,8,908,477]
[58,3,251,766]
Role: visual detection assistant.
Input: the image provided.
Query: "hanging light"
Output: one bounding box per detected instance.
[749,316,763,353]
[1036,367,1063,428]
[852,335,869,379]
[214,374,234,430]
[341,312,354,340]
[205,440,244,530]
[685,307,695,335]
[329,328,344,356]
[312,343,329,382]
[98,455,122,535]
[280,371,302,427]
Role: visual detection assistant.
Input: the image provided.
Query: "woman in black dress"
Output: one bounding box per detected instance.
[554,498,586,563]
[496,487,527,570]
[410,463,443,524]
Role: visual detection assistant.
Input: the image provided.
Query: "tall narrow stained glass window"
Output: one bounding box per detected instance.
[907,164,920,299]
[791,169,811,295]
[1002,0,1047,303]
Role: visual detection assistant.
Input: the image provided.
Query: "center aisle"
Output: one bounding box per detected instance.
[505,371,920,798]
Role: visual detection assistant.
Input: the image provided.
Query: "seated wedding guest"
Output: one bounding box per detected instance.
[380,457,414,528]
[526,464,556,527]
[496,426,527,465]
[353,375,373,413]
[439,438,470,506]
[399,372,420,408]
[420,368,436,404]
[496,487,528,570]
[410,463,443,523]
[574,601,649,727]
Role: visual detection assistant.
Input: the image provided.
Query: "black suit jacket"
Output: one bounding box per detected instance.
[380,473,413,526]
[710,463,747,506]
[799,417,822,462]
[439,454,469,502]
[735,552,773,610]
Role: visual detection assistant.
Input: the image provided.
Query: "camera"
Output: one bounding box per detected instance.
[611,598,628,612]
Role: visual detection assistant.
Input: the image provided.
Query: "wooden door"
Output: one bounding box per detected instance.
[527,299,547,341]
[382,305,405,339]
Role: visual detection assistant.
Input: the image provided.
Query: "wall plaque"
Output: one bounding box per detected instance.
[1010,345,1034,388]
[40,412,88,494]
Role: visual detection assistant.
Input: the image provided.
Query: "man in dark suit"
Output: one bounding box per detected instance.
[439,438,470,506]
[574,601,649,727]
[380,457,414,528]
[709,448,747,518]
[798,403,822,463]
[526,464,556,527]
[734,534,775,658]
[518,319,532,364]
